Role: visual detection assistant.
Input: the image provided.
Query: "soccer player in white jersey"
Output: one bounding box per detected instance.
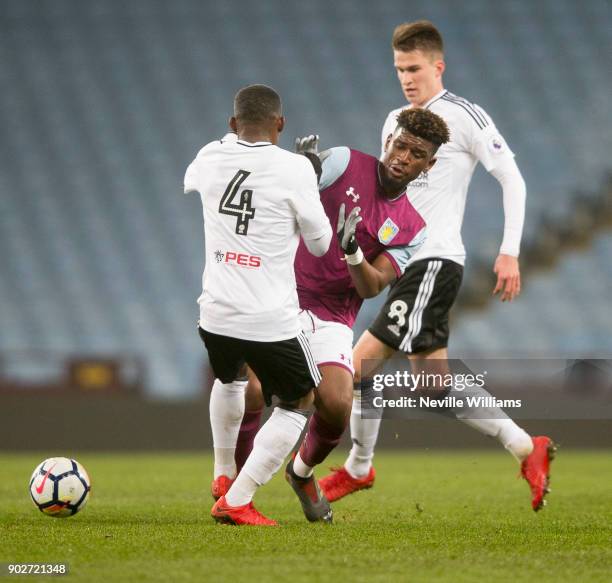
[320,21,555,512]
[184,85,332,525]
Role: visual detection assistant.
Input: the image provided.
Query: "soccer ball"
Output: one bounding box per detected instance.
[29,457,91,517]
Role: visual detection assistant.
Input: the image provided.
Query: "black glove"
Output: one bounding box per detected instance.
[295,134,319,155]
[337,203,362,255]
[295,134,322,182]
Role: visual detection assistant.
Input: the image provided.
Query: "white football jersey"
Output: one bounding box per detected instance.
[185,136,331,342]
[381,89,516,266]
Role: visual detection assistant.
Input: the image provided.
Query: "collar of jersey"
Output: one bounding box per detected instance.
[386,191,407,203]
[411,88,448,109]
[236,139,273,148]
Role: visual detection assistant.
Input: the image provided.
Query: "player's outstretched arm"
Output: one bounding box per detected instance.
[292,154,333,257]
[348,253,398,299]
[337,203,396,298]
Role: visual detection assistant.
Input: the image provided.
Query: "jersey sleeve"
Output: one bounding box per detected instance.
[290,156,333,241]
[184,140,222,193]
[381,226,427,277]
[183,161,199,194]
[468,106,515,172]
[319,147,351,190]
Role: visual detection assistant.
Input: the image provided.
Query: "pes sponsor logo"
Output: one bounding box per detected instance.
[214,250,262,269]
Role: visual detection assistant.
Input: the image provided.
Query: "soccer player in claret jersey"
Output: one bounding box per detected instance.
[210,109,450,523]
[184,85,332,525]
[319,21,555,512]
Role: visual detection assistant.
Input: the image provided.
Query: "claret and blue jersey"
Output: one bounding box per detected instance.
[295,147,426,327]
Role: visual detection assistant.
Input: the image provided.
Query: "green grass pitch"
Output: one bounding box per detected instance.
[1,450,611,582]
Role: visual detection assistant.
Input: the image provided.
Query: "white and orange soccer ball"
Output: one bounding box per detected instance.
[29,457,91,517]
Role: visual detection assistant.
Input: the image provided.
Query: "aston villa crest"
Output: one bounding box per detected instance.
[378,218,400,244]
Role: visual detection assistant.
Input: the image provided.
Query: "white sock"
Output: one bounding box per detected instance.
[209,378,247,479]
[459,416,532,461]
[292,451,313,478]
[225,407,307,507]
[498,420,534,462]
[222,471,259,507]
[451,383,533,462]
[345,390,382,479]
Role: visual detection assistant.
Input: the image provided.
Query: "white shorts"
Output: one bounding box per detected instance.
[299,310,354,375]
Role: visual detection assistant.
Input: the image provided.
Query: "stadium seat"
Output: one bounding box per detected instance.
[0,0,610,396]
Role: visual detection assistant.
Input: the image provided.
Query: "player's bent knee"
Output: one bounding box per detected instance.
[245,373,266,411]
[306,365,354,426]
[314,386,352,428]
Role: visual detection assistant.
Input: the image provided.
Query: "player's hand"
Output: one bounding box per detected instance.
[337,203,362,254]
[295,134,319,155]
[492,254,521,302]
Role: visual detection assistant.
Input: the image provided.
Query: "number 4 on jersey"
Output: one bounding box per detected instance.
[219,170,256,235]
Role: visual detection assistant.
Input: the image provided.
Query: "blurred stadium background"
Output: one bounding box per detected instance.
[1,0,611,448]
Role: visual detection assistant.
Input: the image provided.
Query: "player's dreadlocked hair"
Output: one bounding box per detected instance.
[392,20,444,56]
[396,108,450,151]
[234,84,282,123]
